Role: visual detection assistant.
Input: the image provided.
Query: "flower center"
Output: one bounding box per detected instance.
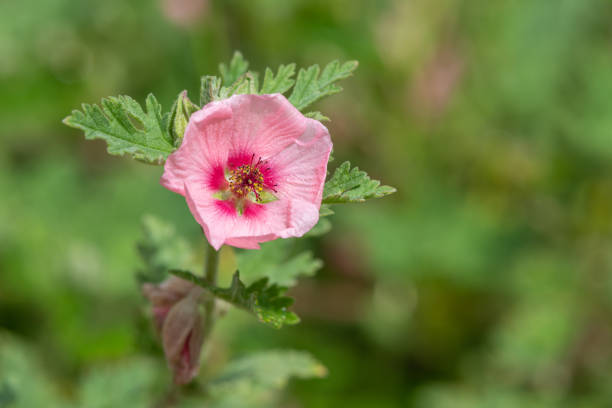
[229,160,265,202]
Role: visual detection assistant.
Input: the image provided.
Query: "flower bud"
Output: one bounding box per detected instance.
[169,90,200,147]
[143,276,205,384]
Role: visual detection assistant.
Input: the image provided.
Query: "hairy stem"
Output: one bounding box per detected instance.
[203,243,219,340]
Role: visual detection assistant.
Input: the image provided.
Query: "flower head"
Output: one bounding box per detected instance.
[161,93,332,250]
[142,277,205,385]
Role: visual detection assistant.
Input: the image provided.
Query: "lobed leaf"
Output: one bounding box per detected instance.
[237,240,323,287]
[208,350,326,401]
[304,111,330,122]
[136,215,194,284]
[219,72,259,99]
[63,94,175,164]
[0,334,65,408]
[219,51,249,86]
[305,217,332,237]
[211,54,357,119]
[0,382,16,407]
[200,75,222,106]
[289,60,358,110]
[78,359,162,408]
[260,63,296,94]
[323,161,396,204]
[169,270,299,329]
[65,54,359,164]
[319,204,335,217]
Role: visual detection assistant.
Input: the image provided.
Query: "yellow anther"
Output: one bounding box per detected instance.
[228,162,267,203]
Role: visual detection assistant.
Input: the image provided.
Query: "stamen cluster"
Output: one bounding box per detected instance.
[229,158,265,202]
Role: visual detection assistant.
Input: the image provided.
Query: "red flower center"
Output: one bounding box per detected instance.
[228,156,266,202]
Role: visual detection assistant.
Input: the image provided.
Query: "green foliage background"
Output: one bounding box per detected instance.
[2,0,612,406]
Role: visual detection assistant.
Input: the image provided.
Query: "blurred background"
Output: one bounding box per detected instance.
[2,0,612,406]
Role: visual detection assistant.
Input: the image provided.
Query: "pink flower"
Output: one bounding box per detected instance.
[161,0,208,29]
[142,277,205,385]
[161,94,332,250]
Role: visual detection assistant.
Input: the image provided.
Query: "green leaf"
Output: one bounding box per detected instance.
[289,60,358,111]
[322,161,396,204]
[63,94,175,164]
[219,72,259,99]
[65,56,358,162]
[0,382,16,407]
[169,270,299,329]
[219,51,249,86]
[78,359,163,408]
[208,350,326,403]
[237,240,322,287]
[260,63,296,94]
[319,204,335,217]
[288,65,319,109]
[136,215,194,284]
[0,334,65,408]
[304,111,330,122]
[200,75,222,106]
[305,217,332,237]
[208,54,356,119]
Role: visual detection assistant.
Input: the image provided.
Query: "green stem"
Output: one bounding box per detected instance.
[203,243,219,339]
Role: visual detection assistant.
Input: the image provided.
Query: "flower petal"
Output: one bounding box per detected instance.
[184,180,287,250]
[161,101,233,194]
[185,176,320,248]
[271,118,332,204]
[227,94,310,159]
